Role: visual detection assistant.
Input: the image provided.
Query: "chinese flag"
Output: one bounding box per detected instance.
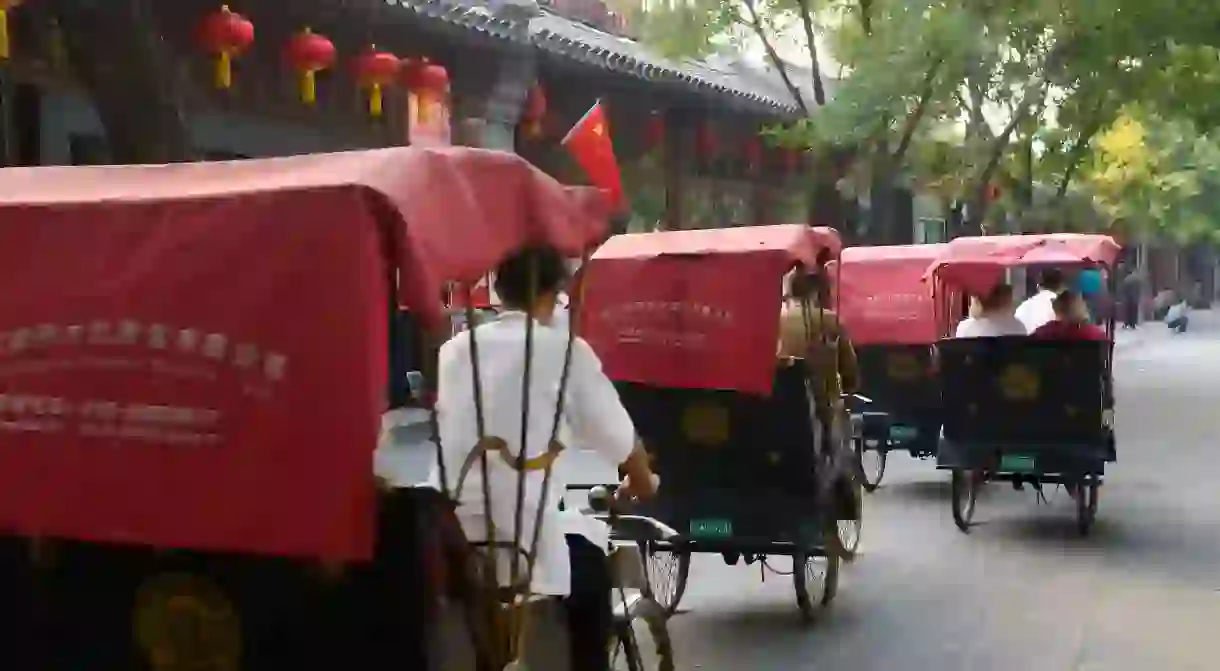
[561,101,624,210]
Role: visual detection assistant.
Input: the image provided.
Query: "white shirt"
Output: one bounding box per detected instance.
[1015,290,1058,332]
[429,311,636,596]
[1165,301,1189,323]
[954,314,1028,338]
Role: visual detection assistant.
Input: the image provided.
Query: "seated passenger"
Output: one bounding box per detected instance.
[430,245,658,671]
[1030,290,1108,341]
[1015,268,1067,332]
[954,283,1027,338]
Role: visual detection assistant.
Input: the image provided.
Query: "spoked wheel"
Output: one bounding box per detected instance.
[639,542,691,617]
[855,438,887,492]
[793,549,840,623]
[1075,474,1100,537]
[610,598,676,671]
[951,469,982,533]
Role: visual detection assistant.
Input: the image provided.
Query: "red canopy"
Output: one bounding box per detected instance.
[580,224,842,395]
[837,244,946,346]
[924,234,1121,296]
[0,146,608,562]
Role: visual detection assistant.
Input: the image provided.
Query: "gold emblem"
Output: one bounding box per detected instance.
[682,401,730,446]
[998,364,1039,401]
[887,352,922,380]
[134,573,241,671]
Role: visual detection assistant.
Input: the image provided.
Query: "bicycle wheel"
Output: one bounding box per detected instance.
[950,469,980,533]
[639,542,691,617]
[611,598,676,671]
[793,549,840,623]
[855,438,887,492]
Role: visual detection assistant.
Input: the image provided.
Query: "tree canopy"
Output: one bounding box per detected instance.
[631,0,1220,239]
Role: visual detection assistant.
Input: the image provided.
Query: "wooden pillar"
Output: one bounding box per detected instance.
[52,0,192,163]
[662,109,687,231]
[449,44,535,152]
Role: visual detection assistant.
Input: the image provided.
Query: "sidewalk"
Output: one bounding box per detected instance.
[1115,309,1219,351]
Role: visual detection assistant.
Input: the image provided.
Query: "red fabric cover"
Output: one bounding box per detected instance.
[580,225,841,395]
[923,234,1121,297]
[836,244,945,345]
[0,147,608,561]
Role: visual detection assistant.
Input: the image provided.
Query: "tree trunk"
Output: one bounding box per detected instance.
[52,0,193,163]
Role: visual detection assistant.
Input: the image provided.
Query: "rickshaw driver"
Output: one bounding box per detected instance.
[778,269,861,436]
[431,245,659,671]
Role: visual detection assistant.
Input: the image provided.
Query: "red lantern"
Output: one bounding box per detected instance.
[986,182,1002,202]
[0,0,23,61]
[695,123,718,159]
[402,58,450,124]
[521,83,547,138]
[354,47,401,118]
[645,112,665,150]
[198,5,255,90]
[285,28,335,106]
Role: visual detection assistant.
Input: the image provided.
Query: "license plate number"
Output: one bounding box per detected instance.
[889,425,919,441]
[1000,454,1037,473]
[689,518,732,538]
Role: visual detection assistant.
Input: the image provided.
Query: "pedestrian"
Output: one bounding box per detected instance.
[1119,268,1144,329]
[1165,295,1190,334]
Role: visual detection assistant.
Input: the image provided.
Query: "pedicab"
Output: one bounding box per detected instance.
[836,244,949,491]
[926,234,1120,536]
[0,146,673,670]
[578,224,862,622]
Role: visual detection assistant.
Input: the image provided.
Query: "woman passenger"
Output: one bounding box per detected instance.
[954,283,1027,338]
[1030,290,1108,341]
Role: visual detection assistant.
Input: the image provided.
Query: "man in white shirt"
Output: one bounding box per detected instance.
[955,283,1028,337]
[1014,269,1066,332]
[431,245,657,671]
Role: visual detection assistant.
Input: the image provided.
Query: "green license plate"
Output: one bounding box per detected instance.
[889,425,919,441]
[1000,454,1037,473]
[689,518,733,538]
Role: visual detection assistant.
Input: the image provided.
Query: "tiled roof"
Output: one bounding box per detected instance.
[382,0,807,115]
[382,0,530,44]
[529,11,802,114]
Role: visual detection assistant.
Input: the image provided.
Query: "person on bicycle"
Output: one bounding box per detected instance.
[432,245,658,670]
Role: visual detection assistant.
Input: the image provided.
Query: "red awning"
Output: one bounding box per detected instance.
[924,234,1121,296]
[0,146,608,562]
[837,244,946,346]
[580,224,842,395]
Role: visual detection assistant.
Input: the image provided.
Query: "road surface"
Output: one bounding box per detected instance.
[379,314,1220,670]
[559,315,1220,670]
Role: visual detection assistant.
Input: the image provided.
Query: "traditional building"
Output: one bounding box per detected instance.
[0,0,904,236]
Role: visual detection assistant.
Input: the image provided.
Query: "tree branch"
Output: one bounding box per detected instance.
[742,0,809,115]
[891,57,945,163]
[1054,102,1107,199]
[795,0,826,106]
[858,0,873,36]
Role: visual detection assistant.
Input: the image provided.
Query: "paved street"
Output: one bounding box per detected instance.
[379,313,1220,669]
[557,313,1220,670]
